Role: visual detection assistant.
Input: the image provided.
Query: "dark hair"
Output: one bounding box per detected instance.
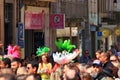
[12,58,21,64]
[2,58,11,68]
[104,52,111,60]
[27,60,38,72]
[0,73,17,80]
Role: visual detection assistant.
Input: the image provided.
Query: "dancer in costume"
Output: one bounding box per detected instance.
[50,39,80,80]
[37,47,52,80]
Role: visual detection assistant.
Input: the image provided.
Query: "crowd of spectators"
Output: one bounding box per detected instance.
[0,45,120,80]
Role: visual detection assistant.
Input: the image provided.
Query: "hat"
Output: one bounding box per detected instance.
[93,60,102,67]
[117,52,120,56]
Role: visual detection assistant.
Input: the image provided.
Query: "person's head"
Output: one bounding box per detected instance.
[99,52,110,64]
[26,60,38,74]
[41,54,48,63]
[63,63,81,80]
[16,67,28,76]
[0,68,13,74]
[63,69,81,80]
[107,50,113,56]
[0,73,17,80]
[83,50,89,57]
[110,55,120,68]
[31,54,36,60]
[0,58,11,68]
[11,58,21,73]
[63,63,80,73]
[91,60,102,78]
[95,50,102,59]
[25,74,41,80]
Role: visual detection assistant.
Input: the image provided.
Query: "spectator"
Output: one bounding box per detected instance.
[26,60,38,74]
[80,50,92,64]
[0,58,11,69]
[0,73,17,80]
[110,55,120,68]
[95,50,102,59]
[0,68,13,74]
[16,67,28,76]
[11,58,21,74]
[107,50,114,56]
[91,60,106,80]
[16,67,28,80]
[110,45,117,55]
[99,52,118,78]
[63,63,81,80]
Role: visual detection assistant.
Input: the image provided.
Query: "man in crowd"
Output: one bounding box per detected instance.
[92,59,107,79]
[99,52,118,78]
[63,63,81,80]
[80,50,92,64]
[11,58,22,74]
[26,60,38,74]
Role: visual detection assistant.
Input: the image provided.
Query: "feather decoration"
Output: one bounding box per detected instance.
[36,47,50,57]
[55,39,63,51]
[7,45,21,59]
[55,39,76,52]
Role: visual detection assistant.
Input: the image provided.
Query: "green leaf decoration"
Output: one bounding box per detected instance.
[55,39,63,51]
[55,39,76,53]
[36,47,50,57]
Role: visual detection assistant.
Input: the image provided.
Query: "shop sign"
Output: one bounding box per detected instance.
[25,12,43,29]
[49,14,65,29]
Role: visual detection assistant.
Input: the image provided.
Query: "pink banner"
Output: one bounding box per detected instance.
[49,14,65,29]
[25,12,43,29]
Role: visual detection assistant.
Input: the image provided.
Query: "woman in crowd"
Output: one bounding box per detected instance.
[36,47,52,80]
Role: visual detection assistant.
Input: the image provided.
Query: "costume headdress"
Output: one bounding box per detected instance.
[53,39,80,64]
[36,46,50,57]
[6,45,21,59]
[55,39,76,52]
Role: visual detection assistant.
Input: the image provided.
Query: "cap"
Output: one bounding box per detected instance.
[93,60,102,67]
